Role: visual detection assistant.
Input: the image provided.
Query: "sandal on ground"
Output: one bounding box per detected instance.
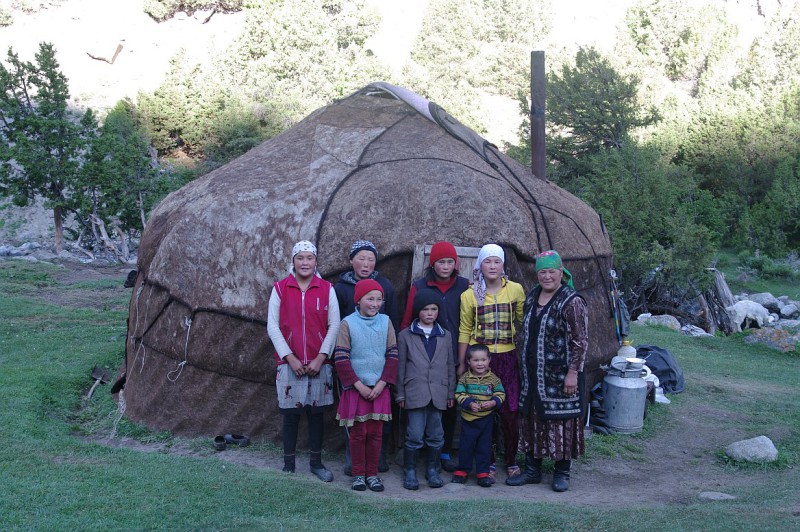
[366,476,385,492]
[352,476,367,491]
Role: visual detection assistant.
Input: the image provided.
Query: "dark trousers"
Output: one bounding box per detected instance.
[456,415,493,476]
[282,409,324,463]
[442,404,457,455]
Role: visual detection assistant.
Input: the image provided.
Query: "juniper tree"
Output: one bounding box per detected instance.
[0,42,89,252]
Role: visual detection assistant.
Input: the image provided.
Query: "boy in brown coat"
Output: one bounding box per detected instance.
[396,289,456,490]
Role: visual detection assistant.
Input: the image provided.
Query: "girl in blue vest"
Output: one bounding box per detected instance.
[267,241,340,481]
[334,279,398,492]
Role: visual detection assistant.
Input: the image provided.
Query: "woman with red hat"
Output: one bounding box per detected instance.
[400,241,469,471]
[334,279,398,492]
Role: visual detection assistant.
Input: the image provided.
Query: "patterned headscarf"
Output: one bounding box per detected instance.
[472,244,505,305]
[290,240,319,276]
[535,250,573,289]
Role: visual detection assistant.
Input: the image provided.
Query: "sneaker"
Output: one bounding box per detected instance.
[352,476,367,491]
[366,476,385,492]
[477,476,493,488]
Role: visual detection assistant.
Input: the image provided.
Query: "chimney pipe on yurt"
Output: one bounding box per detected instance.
[114,82,618,443]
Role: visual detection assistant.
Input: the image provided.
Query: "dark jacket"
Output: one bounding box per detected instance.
[334,270,399,332]
[396,322,455,410]
[400,274,470,359]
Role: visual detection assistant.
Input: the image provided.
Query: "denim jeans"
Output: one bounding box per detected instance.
[404,402,444,450]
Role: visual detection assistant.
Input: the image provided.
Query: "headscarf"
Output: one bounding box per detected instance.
[472,244,505,305]
[535,250,573,289]
[290,240,319,276]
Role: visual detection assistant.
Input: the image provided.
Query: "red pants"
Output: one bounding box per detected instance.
[349,419,383,477]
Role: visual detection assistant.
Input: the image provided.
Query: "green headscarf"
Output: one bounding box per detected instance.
[535,250,574,289]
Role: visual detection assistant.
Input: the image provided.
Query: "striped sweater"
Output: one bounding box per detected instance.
[455,370,505,422]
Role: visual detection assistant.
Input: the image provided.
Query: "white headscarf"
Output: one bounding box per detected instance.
[290,240,319,276]
[472,244,505,304]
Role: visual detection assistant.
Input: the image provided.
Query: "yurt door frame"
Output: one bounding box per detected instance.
[411,245,482,280]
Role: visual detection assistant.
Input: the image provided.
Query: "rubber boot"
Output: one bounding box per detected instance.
[506,453,542,486]
[378,435,390,472]
[552,459,571,492]
[425,447,444,488]
[402,448,419,490]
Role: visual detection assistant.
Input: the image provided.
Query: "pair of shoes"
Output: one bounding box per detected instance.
[310,465,334,482]
[352,476,367,491]
[451,471,468,484]
[213,436,226,451]
[477,476,493,488]
[487,464,496,485]
[223,434,250,447]
[366,476,384,492]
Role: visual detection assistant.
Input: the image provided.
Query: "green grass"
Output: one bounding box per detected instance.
[715,249,800,300]
[1,259,798,531]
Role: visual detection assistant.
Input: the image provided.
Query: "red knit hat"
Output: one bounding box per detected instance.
[354,279,384,303]
[429,241,458,267]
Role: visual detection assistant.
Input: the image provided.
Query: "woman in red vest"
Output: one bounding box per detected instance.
[267,240,340,481]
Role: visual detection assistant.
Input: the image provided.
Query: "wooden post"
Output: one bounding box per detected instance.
[531,50,546,180]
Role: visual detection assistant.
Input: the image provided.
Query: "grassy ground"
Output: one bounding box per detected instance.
[1,259,798,531]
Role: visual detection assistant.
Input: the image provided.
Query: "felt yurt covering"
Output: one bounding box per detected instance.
[118,82,617,442]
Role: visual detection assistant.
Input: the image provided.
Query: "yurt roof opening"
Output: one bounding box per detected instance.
[117,82,617,441]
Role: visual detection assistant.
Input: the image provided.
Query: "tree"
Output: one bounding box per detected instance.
[74,100,161,261]
[542,46,659,189]
[0,42,89,252]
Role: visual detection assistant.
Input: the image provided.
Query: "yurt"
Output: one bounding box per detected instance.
[116,83,617,441]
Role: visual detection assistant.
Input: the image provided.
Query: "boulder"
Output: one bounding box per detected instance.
[780,303,799,319]
[747,292,780,313]
[641,314,681,331]
[743,327,800,352]
[725,436,778,463]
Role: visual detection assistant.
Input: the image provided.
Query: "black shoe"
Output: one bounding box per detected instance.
[552,460,571,492]
[477,476,493,488]
[223,434,250,447]
[213,436,226,451]
[440,455,458,472]
[451,472,468,484]
[310,464,334,482]
[366,476,385,492]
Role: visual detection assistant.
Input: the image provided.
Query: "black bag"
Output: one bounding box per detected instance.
[636,344,685,394]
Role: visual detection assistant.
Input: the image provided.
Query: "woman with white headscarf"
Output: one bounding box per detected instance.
[267,240,340,481]
[457,244,525,482]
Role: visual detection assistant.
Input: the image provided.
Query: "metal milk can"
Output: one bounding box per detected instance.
[602,353,648,434]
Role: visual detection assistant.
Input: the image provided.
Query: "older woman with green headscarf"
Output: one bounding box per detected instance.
[506,250,588,492]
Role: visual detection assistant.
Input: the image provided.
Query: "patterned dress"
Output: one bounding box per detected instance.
[518,286,589,460]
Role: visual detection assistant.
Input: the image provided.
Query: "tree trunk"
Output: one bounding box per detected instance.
[53,206,64,253]
[139,190,147,230]
[90,214,122,262]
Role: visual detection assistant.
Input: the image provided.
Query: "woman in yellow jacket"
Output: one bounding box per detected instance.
[458,244,525,482]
